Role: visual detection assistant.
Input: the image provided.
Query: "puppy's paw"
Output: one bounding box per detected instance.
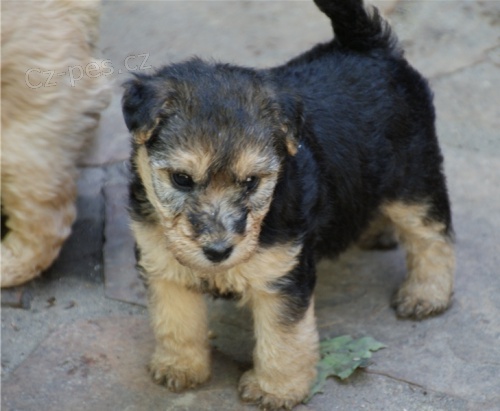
[238,369,306,410]
[392,281,452,319]
[149,352,210,392]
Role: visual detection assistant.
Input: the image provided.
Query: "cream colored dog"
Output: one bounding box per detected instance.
[1,0,111,287]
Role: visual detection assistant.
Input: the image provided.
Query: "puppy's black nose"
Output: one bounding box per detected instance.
[203,243,233,263]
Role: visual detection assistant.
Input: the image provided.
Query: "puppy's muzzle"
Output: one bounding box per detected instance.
[203,241,233,263]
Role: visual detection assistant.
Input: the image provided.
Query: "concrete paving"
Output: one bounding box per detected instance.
[2,1,500,410]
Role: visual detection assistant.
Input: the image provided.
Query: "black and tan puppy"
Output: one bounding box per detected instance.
[122,0,455,408]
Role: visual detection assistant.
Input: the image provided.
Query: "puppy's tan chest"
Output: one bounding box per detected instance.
[182,242,301,298]
[133,216,301,296]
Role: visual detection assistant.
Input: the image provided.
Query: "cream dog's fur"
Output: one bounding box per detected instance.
[1,0,111,287]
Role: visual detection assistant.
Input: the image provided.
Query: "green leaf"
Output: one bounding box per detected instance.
[304,335,386,403]
[345,336,387,357]
[319,335,353,353]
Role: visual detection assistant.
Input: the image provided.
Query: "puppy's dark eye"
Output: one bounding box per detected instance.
[171,173,194,190]
[242,176,260,192]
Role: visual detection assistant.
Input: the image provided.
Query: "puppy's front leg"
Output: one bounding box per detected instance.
[239,290,319,410]
[148,277,210,391]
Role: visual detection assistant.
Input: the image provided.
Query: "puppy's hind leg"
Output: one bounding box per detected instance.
[382,201,455,319]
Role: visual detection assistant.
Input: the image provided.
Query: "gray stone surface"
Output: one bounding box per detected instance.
[389,1,500,78]
[103,162,147,306]
[2,1,500,410]
[2,316,254,411]
[0,316,470,411]
[433,62,500,154]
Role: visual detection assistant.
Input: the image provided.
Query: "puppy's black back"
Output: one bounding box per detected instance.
[261,0,450,258]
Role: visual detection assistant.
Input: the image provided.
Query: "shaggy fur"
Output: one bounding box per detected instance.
[123,0,455,408]
[1,0,111,287]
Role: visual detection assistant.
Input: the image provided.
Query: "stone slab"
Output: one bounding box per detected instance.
[103,162,147,307]
[1,286,32,310]
[80,86,132,167]
[1,316,252,411]
[432,62,500,155]
[0,312,467,411]
[388,0,500,78]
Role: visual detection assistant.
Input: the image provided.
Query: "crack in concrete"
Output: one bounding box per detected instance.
[429,43,500,81]
[363,368,467,403]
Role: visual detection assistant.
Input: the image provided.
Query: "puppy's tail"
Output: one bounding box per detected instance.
[314,0,400,54]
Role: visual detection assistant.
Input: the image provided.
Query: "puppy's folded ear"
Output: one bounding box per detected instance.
[122,75,168,144]
[277,94,304,156]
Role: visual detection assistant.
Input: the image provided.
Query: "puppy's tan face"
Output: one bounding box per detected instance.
[123,63,301,271]
[136,138,281,271]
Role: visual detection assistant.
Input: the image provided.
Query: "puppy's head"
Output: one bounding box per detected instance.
[123,59,302,271]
